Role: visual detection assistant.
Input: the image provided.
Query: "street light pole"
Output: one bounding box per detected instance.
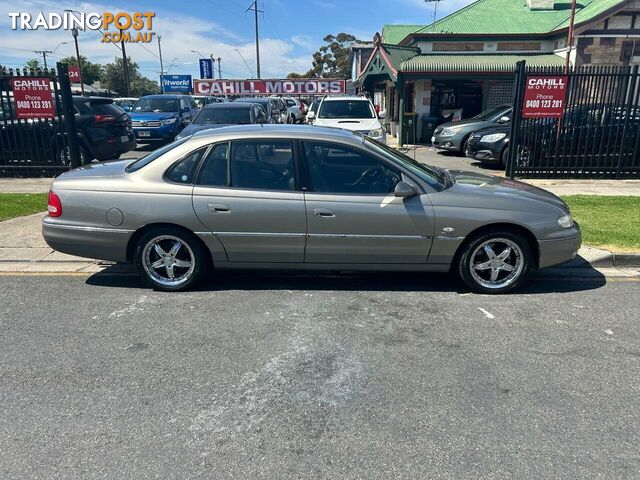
[158,35,165,93]
[121,35,130,97]
[71,28,84,95]
[217,57,222,79]
[565,0,577,72]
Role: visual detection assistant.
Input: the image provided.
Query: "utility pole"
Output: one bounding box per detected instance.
[565,0,577,71]
[217,57,222,79]
[121,36,131,97]
[158,35,165,93]
[71,28,84,95]
[246,0,262,79]
[35,50,52,70]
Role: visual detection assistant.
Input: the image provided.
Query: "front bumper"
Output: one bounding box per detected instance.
[538,224,582,269]
[432,134,463,151]
[42,219,132,263]
[132,124,180,142]
[465,144,501,164]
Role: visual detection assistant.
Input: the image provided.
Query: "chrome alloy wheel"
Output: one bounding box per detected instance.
[469,238,524,290]
[142,235,195,287]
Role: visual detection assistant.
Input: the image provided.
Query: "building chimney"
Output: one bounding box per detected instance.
[527,0,555,10]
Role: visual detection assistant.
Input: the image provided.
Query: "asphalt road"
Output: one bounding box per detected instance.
[1,270,638,479]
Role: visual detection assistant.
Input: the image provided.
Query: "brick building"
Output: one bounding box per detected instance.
[355,0,640,145]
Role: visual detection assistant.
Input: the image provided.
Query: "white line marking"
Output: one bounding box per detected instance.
[478,307,495,319]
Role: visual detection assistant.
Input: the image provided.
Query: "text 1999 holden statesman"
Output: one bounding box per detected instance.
[43,125,581,293]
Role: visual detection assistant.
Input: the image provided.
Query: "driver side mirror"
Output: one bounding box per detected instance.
[378,111,386,120]
[306,111,316,120]
[497,115,510,124]
[394,181,417,198]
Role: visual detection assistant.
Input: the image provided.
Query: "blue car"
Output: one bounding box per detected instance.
[130,95,198,143]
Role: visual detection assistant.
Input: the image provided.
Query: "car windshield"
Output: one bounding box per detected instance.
[319,100,375,119]
[125,137,190,173]
[194,107,251,124]
[473,106,509,121]
[364,137,446,191]
[133,98,178,113]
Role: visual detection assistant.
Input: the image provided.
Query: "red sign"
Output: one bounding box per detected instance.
[522,75,568,118]
[193,79,346,96]
[68,65,82,84]
[11,77,55,119]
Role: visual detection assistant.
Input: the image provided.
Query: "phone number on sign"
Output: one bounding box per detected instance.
[525,99,563,109]
[16,100,53,109]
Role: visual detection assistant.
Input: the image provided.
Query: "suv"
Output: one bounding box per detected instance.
[130,95,198,143]
[283,97,306,123]
[235,97,279,123]
[311,96,386,142]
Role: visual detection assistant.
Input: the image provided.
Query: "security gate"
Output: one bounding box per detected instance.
[0,64,81,177]
[508,62,640,179]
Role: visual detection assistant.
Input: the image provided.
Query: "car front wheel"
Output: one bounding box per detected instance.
[134,228,208,291]
[457,231,532,294]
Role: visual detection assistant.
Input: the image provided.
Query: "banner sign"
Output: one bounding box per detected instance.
[11,77,55,119]
[193,79,346,96]
[162,74,193,93]
[68,65,82,84]
[522,76,568,118]
[199,58,214,79]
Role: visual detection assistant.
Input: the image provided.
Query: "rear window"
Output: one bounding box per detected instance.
[91,102,124,116]
[126,137,190,173]
[318,100,375,119]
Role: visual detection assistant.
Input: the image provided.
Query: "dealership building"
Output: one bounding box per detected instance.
[353,0,640,145]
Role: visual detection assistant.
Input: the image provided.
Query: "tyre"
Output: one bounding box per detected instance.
[58,144,90,166]
[457,231,532,294]
[134,227,208,291]
[500,146,509,169]
[460,137,470,156]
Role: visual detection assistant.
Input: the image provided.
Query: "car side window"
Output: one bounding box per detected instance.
[302,141,400,195]
[165,147,208,184]
[230,140,295,191]
[197,143,229,187]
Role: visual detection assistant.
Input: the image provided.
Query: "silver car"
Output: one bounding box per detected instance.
[43,125,581,293]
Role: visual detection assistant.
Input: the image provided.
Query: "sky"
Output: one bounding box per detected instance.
[0,0,476,81]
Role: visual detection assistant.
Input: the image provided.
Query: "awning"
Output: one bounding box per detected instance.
[400,54,565,73]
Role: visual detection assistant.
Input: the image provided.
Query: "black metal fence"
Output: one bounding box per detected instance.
[508,62,640,179]
[0,64,80,177]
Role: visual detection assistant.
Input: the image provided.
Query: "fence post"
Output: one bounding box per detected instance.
[56,62,81,168]
[615,64,639,179]
[507,60,526,179]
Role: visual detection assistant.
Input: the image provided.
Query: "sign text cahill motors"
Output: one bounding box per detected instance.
[8,10,156,43]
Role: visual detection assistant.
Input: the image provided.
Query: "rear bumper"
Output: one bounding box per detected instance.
[42,219,132,263]
[91,138,137,161]
[538,227,582,269]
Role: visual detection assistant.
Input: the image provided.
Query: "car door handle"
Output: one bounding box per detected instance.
[313,208,335,218]
[207,203,230,214]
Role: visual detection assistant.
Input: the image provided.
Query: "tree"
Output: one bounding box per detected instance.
[293,33,360,79]
[286,72,304,79]
[101,57,160,96]
[24,58,42,71]
[58,55,103,84]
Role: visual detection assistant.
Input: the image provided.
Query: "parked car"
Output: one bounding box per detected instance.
[432,105,512,154]
[306,97,322,124]
[234,97,279,123]
[282,97,306,124]
[43,125,580,294]
[0,96,136,165]
[310,95,386,142]
[268,96,289,124]
[175,103,267,140]
[465,124,511,168]
[113,97,138,112]
[192,95,225,109]
[130,95,198,143]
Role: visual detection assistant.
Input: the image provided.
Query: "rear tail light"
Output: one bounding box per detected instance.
[48,190,62,217]
[94,114,116,122]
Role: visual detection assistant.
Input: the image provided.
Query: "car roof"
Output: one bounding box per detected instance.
[322,96,370,102]
[236,97,270,104]
[140,94,184,99]
[203,103,252,109]
[190,124,362,142]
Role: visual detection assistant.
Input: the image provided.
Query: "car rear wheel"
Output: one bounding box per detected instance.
[457,231,532,294]
[134,228,208,291]
[58,144,90,166]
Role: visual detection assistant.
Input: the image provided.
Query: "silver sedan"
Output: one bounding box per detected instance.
[43,125,581,293]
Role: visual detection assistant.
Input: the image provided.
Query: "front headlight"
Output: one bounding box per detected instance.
[480,133,507,143]
[557,214,574,229]
[369,128,383,137]
[440,128,456,136]
[161,117,178,125]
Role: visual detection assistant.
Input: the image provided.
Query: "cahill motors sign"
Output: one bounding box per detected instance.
[194,79,346,96]
[522,75,568,119]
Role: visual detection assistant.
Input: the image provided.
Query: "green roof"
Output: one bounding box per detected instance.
[382,25,424,45]
[400,53,565,72]
[415,0,627,36]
